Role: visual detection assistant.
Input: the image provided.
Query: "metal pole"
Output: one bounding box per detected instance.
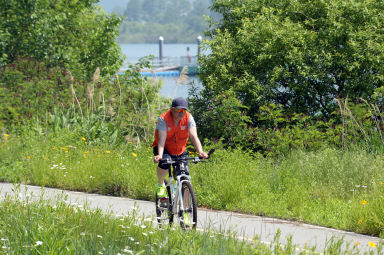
[159,36,164,62]
[197,35,202,56]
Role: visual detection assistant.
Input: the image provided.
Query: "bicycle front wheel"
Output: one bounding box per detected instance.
[180,181,197,229]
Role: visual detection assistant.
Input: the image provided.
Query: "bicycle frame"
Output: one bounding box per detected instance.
[167,160,192,216]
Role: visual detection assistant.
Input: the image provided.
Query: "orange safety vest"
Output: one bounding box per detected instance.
[152,110,190,155]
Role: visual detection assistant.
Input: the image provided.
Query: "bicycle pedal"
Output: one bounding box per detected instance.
[159,198,168,207]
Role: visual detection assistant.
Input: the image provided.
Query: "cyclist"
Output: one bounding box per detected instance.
[153,97,208,224]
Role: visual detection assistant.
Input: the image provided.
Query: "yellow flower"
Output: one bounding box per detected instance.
[84,151,89,154]
[44,157,48,160]
[369,242,376,248]
[3,134,9,140]
[65,151,69,153]
[83,155,87,159]
[117,153,121,156]
[358,219,363,225]
[106,150,111,154]
[60,147,67,150]
[132,152,137,157]
[361,200,367,205]
[84,142,88,144]
[379,181,383,185]
[26,156,31,159]
[81,137,86,141]
[355,242,359,246]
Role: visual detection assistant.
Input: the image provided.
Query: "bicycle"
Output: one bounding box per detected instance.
[155,149,215,229]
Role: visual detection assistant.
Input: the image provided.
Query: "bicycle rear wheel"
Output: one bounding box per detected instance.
[180,181,197,229]
[156,184,173,226]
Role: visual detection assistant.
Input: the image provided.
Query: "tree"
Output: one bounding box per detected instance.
[0,0,122,79]
[198,0,384,120]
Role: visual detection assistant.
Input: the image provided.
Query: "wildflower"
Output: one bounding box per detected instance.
[60,147,67,150]
[361,200,367,205]
[355,242,359,246]
[117,153,121,156]
[80,232,85,236]
[97,235,102,238]
[3,134,9,140]
[82,137,86,141]
[84,151,89,154]
[358,219,363,224]
[84,142,88,144]
[90,176,95,179]
[142,232,147,236]
[105,150,110,154]
[369,242,376,247]
[132,152,137,157]
[26,156,31,159]
[123,248,133,254]
[141,225,146,229]
[379,181,383,185]
[34,241,43,246]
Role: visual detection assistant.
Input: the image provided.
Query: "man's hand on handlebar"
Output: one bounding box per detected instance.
[154,155,162,163]
[198,152,209,159]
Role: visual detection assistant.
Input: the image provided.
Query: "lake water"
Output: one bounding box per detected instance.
[120,43,203,98]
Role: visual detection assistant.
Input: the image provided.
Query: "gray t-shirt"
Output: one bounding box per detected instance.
[156,114,196,132]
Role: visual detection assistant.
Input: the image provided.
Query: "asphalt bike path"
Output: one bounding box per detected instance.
[0,183,381,253]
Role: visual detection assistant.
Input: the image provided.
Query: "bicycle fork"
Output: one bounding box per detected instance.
[172,174,191,216]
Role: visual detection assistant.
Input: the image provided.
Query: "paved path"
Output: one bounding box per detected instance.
[0,183,381,253]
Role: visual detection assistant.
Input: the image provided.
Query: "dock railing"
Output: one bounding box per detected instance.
[150,56,198,69]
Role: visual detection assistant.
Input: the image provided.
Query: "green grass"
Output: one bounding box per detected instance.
[1,130,384,238]
[0,187,381,255]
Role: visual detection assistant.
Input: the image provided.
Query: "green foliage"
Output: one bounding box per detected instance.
[200,0,384,119]
[189,89,251,147]
[0,0,123,78]
[0,58,72,127]
[337,98,384,154]
[0,55,167,147]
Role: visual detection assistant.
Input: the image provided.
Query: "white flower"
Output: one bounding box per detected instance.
[141,225,146,229]
[97,235,103,238]
[35,241,43,246]
[123,248,133,254]
[80,232,86,236]
[142,232,147,236]
[129,237,134,241]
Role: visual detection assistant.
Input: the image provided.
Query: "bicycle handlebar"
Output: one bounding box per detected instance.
[159,148,215,165]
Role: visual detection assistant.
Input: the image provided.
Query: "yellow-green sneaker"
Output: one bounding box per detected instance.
[183,212,190,227]
[156,184,167,198]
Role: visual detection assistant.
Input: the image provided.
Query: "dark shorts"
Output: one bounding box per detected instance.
[153,146,189,170]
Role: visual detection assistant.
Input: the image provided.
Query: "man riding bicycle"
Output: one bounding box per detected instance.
[152,97,208,202]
